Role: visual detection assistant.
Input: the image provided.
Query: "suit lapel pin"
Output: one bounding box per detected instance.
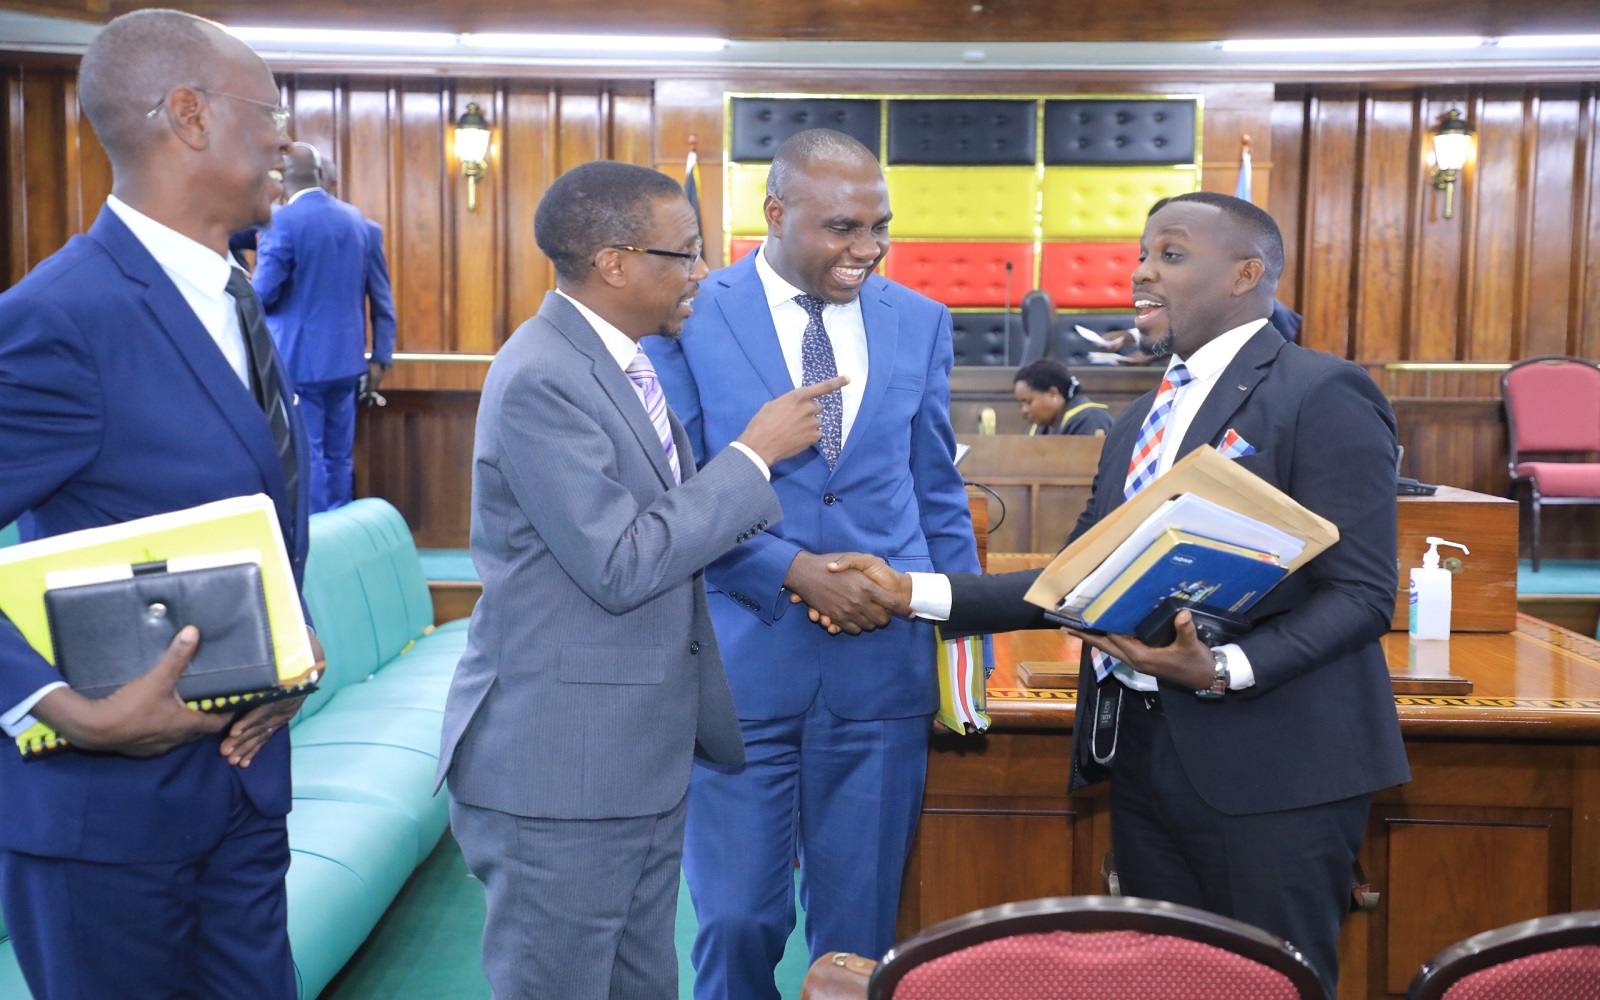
[1237,384,1248,391]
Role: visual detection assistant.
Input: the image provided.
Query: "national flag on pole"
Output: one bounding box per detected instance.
[684,147,703,238]
[1234,138,1253,203]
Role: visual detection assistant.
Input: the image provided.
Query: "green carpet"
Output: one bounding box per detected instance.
[1518,559,1600,596]
[320,833,811,1000]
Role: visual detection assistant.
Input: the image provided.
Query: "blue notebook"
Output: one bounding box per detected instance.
[1081,528,1286,635]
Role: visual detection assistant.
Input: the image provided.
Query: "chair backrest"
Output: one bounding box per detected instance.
[1409,910,1600,1000]
[1503,356,1600,459]
[868,896,1324,1000]
[1019,289,1056,365]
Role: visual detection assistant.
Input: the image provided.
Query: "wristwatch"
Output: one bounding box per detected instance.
[1195,647,1229,700]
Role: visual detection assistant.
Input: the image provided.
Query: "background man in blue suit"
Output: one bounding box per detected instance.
[0,9,312,998]
[254,141,396,512]
[646,128,981,1000]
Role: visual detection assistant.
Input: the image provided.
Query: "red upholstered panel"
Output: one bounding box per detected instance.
[880,242,1034,308]
[729,238,762,264]
[1442,944,1600,1000]
[893,930,1300,1000]
[1516,462,1600,497]
[1505,360,1600,452]
[1039,242,1140,309]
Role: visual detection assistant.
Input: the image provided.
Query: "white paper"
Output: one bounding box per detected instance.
[1073,324,1115,348]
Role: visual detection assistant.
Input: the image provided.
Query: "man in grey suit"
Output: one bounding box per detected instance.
[437,160,846,1000]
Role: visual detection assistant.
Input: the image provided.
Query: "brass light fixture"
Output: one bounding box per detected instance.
[1429,109,1474,220]
[453,101,491,212]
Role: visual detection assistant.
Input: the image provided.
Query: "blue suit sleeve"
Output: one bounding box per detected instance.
[364,222,396,367]
[646,329,801,624]
[252,217,293,309]
[0,294,105,703]
[912,307,980,576]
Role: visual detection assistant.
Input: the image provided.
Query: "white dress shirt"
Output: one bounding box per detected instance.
[907,318,1272,693]
[553,290,767,478]
[753,244,870,446]
[2,198,261,737]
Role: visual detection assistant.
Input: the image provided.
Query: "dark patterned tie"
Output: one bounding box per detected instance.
[226,269,299,521]
[794,293,843,468]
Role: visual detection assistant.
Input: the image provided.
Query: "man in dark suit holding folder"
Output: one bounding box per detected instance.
[0,11,310,998]
[830,193,1409,997]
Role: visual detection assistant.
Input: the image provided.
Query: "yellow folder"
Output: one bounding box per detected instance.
[0,494,315,757]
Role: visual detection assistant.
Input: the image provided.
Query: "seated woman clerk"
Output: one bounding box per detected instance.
[1012,358,1113,437]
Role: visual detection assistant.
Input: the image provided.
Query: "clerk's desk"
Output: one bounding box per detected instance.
[909,482,1599,1000]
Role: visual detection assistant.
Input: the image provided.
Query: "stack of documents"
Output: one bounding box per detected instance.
[1025,448,1339,629]
[0,495,317,758]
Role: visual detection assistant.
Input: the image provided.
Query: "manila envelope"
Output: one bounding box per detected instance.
[1022,447,1341,611]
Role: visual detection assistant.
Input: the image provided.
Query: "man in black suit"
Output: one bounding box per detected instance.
[830,192,1408,997]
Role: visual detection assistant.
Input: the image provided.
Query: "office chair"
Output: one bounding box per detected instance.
[1408,909,1600,999]
[1018,289,1056,365]
[1502,355,1600,570]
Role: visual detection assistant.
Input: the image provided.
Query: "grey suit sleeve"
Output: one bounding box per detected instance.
[494,366,782,616]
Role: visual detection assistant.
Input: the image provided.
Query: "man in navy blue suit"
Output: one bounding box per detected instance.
[254,141,396,512]
[646,129,980,1000]
[0,10,311,998]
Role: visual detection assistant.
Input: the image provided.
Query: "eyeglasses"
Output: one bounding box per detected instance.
[613,244,703,269]
[147,88,292,136]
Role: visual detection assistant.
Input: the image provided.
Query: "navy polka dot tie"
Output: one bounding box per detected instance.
[794,293,842,468]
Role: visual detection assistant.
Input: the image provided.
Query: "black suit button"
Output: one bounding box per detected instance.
[690,641,702,654]
[823,493,836,505]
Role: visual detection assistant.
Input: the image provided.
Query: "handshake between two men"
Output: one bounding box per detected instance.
[785,553,912,636]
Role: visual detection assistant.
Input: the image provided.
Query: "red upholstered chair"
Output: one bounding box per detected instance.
[862,896,1323,1000]
[1407,910,1600,1000]
[1502,355,1600,570]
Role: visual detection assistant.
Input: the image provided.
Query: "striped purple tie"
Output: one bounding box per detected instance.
[626,349,681,485]
[1091,362,1192,681]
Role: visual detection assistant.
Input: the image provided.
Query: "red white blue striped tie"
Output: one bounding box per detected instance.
[1091,362,1192,680]
[626,349,681,485]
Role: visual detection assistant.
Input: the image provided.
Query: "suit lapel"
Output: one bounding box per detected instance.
[1176,327,1285,456]
[714,258,796,402]
[539,292,676,490]
[89,210,288,502]
[833,280,896,472]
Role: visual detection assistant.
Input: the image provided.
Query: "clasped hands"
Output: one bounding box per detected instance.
[788,552,1216,689]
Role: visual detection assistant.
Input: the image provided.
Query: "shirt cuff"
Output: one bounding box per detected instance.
[2,682,68,737]
[1217,643,1255,690]
[727,441,770,481]
[908,572,952,621]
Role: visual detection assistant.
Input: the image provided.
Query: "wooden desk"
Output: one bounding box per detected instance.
[901,615,1600,1000]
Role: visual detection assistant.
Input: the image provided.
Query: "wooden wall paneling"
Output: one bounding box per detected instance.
[556,84,604,175]
[1301,92,1360,359]
[1198,105,1271,199]
[1574,85,1600,358]
[1268,94,1306,312]
[285,77,338,162]
[655,80,725,268]
[608,83,654,167]
[450,81,502,371]
[1410,90,1472,361]
[21,69,67,275]
[501,81,554,333]
[1524,87,1584,359]
[396,82,448,357]
[1352,94,1418,362]
[3,67,19,286]
[1465,89,1532,361]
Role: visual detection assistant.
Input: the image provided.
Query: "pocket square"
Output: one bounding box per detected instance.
[1216,428,1256,459]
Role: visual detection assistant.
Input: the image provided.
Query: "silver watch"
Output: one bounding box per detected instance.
[1196,647,1229,700]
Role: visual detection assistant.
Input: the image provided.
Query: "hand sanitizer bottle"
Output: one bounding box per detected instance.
[1409,537,1469,640]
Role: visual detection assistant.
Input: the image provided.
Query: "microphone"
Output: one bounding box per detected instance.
[1002,260,1014,366]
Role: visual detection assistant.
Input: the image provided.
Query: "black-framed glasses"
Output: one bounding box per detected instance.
[147,88,292,137]
[613,244,703,268]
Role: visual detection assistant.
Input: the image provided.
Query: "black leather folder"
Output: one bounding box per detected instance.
[45,561,278,704]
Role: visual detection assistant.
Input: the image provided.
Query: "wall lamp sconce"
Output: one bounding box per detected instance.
[1429,109,1474,220]
[454,101,491,212]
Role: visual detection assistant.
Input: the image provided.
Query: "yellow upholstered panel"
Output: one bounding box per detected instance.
[1040,167,1198,240]
[884,166,1038,239]
[728,165,772,236]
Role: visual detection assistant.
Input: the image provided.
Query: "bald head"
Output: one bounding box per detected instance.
[282,142,322,191]
[79,10,243,166]
[766,128,877,199]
